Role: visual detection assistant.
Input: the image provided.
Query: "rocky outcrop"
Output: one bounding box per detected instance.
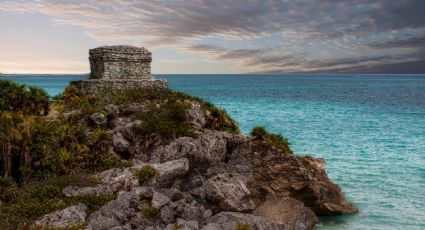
[38,97,356,230]
[203,212,285,230]
[35,203,87,228]
[253,197,319,230]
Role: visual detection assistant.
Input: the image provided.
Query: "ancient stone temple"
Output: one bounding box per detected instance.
[71,45,167,96]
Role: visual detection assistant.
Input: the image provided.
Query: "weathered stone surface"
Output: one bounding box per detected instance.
[151,191,171,209]
[253,197,319,230]
[89,45,152,80]
[63,184,116,197]
[131,158,190,186]
[113,132,131,154]
[87,191,140,230]
[90,112,107,126]
[71,45,167,97]
[35,203,87,228]
[71,79,167,98]
[150,130,237,163]
[166,218,199,230]
[202,212,286,230]
[205,173,256,212]
[185,101,206,129]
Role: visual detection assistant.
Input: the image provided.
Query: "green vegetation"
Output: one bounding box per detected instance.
[139,200,160,220]
[133,101,196,141]
[172,223,183,230]
[251,125,292,154]
[135,165,157,184]
[114,88,239,134]
[235,222,250,230]
[0,174,114,229]
[0,79,49,115]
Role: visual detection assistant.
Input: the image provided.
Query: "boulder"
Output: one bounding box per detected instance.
[35,203,87,228]
[131,158,190,186]
[202,212,285,230]
[87,191,140,230]
[205,173,255,212]
[113,132,131,154]
[185,101,206,129]
[253,197,319,230]
[166,218,199,230]
[151,191,171,209]
[90,112,107,126]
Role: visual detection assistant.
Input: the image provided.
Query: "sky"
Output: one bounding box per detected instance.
[0,0,424,74]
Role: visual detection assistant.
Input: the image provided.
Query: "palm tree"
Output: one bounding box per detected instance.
[0,113,22,177]
[17,116,35,168]
[29,86,49,115]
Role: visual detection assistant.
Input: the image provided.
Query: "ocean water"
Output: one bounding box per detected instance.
[2,74,425,230]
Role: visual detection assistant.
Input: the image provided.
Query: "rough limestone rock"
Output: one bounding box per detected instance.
[253,197,319,230]
[113,132,131,154]
[89,112,107,126]
[151,191,171,209]
[63,184,117,197]
[219,137,358,215]
[166,218,199,230]
[88,191,141,230]
[185,101,206,129]
[35,203,87,228]
[205,173,256,212]
[150,130,237,164]
[202,212,286,230]
[131,158,190,186]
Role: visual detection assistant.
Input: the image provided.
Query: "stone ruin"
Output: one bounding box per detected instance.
[71,45,167,96]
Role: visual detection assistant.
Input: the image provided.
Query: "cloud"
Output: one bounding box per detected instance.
[1,0,424,73]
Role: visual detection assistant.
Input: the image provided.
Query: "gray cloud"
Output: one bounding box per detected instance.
[1,0,424,73]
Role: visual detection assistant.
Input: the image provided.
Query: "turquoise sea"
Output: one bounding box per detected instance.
[2,74,425,230]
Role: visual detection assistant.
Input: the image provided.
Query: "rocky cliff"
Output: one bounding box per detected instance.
[34,88,357,230]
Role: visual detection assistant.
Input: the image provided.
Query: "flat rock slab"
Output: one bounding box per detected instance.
[35,203,87,228]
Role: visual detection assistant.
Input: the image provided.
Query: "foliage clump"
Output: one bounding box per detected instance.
[133,101,196,141]
[251,126,292,154]
[0,79,49,115]
[0,175,113,229]
[114,88,239,134]
[139,200,160,220]
[235,222,250,230]
[135,165,157,184]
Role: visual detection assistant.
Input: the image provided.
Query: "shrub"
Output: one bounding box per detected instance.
[0,79,49,115]
[139,200,160,220]
[133,101,196,140]
[0,174,111,228]
[135,165,157,184]
[0,176,14,188]
[235,222,250,230]
[251,125,292,154]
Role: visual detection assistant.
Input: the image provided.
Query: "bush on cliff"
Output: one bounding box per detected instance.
[133,100,197,141]
[0,79,49,115]
[0,174,115,229]
[251,125,292,154]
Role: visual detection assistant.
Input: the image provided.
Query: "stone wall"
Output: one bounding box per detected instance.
[70,79,168,98]
[89,46,152,80]
[71,45,168,97]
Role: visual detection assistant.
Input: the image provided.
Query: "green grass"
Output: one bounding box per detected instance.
[135,165,157,184]
[235,222,250,230]
[251,126,292,154]
[133,100,196,141]
[0,175,114,229]
[139,200,160,220]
